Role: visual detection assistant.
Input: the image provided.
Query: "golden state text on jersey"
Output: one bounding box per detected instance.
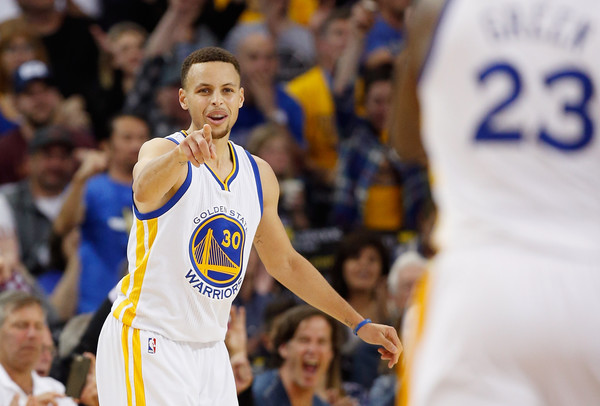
[186,213,246,300]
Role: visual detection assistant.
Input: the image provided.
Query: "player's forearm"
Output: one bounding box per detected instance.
[133,148,187,204]
[270,253,364,330]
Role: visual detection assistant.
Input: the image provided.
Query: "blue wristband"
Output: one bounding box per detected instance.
[353,319,372,336]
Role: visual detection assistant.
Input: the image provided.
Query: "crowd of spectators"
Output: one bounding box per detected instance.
[0,0,433,405]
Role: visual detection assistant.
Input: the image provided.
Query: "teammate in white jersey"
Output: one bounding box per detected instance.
[391,0,600,405]
[96,47,402,405]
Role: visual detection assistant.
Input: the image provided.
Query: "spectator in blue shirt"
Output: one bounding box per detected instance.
[53,114,150,314]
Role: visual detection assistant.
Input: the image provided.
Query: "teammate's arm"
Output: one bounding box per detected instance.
[133,124,217,212]
[388,0,444,165]
[253,157,402,367]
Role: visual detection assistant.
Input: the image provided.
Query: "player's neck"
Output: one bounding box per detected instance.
[211,138,232,167]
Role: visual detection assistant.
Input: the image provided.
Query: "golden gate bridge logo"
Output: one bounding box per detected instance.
[189,214,245,287]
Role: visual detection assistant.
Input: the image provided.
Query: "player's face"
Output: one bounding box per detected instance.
[343,246,383,293]
[0,304,45,371]
[279,316,333,390]
[179,61,244,140]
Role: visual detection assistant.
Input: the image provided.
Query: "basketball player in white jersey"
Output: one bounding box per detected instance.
[95,47,402,405]
[391,0,600,405]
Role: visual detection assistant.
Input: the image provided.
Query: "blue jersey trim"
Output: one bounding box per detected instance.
[245,151,263,218]
[134,162,192,220]
[165,130,187,145]
[418,0,455,83]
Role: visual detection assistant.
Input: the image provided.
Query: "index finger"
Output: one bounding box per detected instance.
[203,124,212,142]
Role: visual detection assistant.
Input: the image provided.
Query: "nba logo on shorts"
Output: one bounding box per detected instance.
[148,337,157,354]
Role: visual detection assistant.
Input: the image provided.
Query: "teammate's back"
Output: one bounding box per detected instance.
[418,0,599,262]
[394,2,600,404]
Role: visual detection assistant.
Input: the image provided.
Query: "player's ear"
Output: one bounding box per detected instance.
[179,88,189,111]
[239,87,244,108]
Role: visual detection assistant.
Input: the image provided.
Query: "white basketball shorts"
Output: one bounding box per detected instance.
[96,315,238,405]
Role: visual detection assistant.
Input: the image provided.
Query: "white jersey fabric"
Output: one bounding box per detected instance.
[404,0,600,405]
[111,133,263,342]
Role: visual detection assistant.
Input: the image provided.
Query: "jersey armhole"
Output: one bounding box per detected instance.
[133,162,192,220]
[245,151,264,218]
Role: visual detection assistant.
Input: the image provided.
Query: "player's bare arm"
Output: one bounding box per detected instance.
[389,0,444,165]
[252,157,402,367]
[133,124,217,212]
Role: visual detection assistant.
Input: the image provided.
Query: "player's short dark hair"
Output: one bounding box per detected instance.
[180,47,241,88]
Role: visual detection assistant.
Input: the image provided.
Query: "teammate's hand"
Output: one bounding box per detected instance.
[357,323,403,368]
[179,124,217,167]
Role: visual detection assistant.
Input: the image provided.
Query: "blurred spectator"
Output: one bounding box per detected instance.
[0,19,49,128]
[0,194,67,328]
[96,0,167,32]
[88,21,147,139]
[333,63,408,233]
[97,0,244,40]
[0,60,95,185]
[387,250,426,329]
[252,305,350,406]
[34,325,56,377]
[285,6,347,176]
[225,305,255,402]
[224,0,316,82]
[123,0,223,138]
[286,4,375,226]
[13,0,101,105]
[363,0,409,68]
[231,30,305,148]
[0,194,22,284]
[53,114,149,314]
[0,125,77,278]
[328,229,391,391]
[247,123,310,230]
[0,290,77,405]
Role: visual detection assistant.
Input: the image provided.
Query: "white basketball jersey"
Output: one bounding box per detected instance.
[111,133,263,343]
[419,0,600,264]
